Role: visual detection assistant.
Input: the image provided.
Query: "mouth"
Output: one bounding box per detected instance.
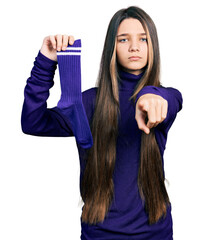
[128,56,141,61]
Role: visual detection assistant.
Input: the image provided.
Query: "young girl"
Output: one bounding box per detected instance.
[21,6,182,240]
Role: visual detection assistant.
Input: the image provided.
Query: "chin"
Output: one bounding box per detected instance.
[125,66,142,73]
[125,64,147,72]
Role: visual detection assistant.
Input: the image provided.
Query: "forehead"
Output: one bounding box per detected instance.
[117,18,145,34]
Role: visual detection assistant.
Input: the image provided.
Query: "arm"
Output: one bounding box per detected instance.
[135,85,183,134]
[21,50,74,137]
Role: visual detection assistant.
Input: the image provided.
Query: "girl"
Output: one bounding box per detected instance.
[21,6,182,240]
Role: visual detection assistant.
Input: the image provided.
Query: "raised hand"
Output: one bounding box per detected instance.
[40,34,75,62]
[135,94,168,134]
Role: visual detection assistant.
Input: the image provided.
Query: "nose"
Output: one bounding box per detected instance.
[129,39,140,52]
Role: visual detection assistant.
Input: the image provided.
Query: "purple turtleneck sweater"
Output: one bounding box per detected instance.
[21,50,183,240]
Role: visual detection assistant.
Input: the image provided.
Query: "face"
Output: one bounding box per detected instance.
[116,18,148,75]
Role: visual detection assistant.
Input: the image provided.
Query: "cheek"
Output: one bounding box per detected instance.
[116,47,124,64]
[116,45,128,62]
[142,45,148,58]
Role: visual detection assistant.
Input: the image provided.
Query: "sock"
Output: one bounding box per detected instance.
[57,39,93,149]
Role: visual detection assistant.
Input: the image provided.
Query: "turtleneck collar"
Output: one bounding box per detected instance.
[118,69,144,90]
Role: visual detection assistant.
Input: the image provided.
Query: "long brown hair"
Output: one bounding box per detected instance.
[81,6,170,225]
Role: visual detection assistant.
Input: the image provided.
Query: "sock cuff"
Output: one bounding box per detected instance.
[57,39,81,56]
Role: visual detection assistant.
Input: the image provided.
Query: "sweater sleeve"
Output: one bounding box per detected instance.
[21,50,74,137]
[135,85,183,134]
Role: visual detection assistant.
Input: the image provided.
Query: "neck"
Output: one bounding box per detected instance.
[118,68,144,90]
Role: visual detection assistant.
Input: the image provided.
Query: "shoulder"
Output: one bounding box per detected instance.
[82,87,98,106]
[82,87,98,98]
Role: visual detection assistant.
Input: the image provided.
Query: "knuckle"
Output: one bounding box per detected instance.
[154,96,162,106]
[156,117,161,123]
[157,98,162,105]
[63,34,69,40]
[55,34,60,39]
[162,113,167,120]
[150,98,155,104]
[56,34,62,40]
[138,125,144,131]
[139,99,147,109]
[146,97,153,105]
[137,124,142,130]
[50,36,55,42]
[160,117,165,122]
[149,119,156,124]
[138,100,145,108]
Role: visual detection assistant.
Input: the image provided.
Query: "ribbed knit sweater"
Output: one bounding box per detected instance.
[21,44,183,239]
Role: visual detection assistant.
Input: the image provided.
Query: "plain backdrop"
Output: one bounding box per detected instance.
[0,0,203,239]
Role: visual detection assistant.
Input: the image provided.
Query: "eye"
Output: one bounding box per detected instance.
[118,38,128,43]
[141,38,147,42]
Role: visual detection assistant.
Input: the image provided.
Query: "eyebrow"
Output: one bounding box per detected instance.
[116,33,146,37]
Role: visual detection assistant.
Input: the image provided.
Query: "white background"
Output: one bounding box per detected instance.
[0,0,203,239]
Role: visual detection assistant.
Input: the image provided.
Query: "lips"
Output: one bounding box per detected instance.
[129,56,141,60]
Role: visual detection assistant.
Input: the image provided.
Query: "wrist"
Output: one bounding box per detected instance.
[40,47,57,62]
[35,50,58,75]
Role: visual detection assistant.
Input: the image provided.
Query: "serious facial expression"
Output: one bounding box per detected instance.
[116,18,148,75]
